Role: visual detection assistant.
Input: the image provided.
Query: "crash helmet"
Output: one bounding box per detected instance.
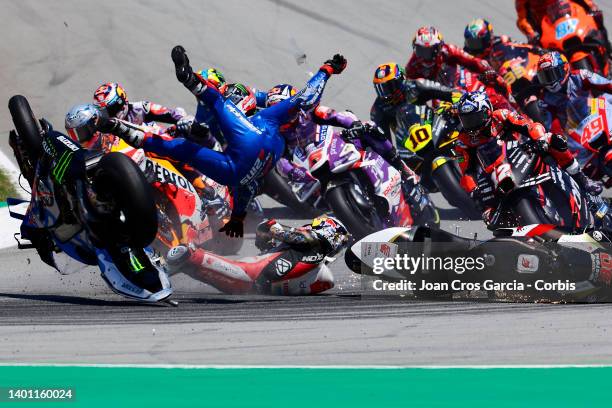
[197,67,227,92]
[412,26,444,61]
[464,18,494,57]
[93,82,128,119]
[373,62,406,103]
[536,51,570,92]
[266,84,297,107]
[223,83,257,117]
[457,91,493,135]
[309,215,349,253]
[65,104,108,144]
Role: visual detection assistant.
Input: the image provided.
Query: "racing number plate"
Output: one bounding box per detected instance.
[403,123,432,153]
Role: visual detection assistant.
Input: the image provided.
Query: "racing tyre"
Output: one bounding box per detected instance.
[431,159,481,220]
[93,152,158,248]
[8,95,43,161]
[326,185,378,240]
[514,195,554,226]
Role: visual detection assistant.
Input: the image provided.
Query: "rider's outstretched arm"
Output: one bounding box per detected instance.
[256,54,347,125]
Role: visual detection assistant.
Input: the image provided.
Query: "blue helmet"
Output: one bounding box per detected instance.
[457,91,493,134]
[65,104,107,143]
[464,19,493,56]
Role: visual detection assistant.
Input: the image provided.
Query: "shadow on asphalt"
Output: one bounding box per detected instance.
[0,292,163,307]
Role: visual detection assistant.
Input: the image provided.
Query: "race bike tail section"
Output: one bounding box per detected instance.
[566,94,612,188]
[540,0,610,76]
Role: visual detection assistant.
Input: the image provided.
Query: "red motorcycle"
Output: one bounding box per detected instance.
[540,0,610,76]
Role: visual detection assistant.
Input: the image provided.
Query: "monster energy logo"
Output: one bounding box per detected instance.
[52,150,73,183]
[129,252,145,272]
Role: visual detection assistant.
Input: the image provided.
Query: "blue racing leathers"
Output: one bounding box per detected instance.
[194,87,268,146]
[143,70,333,217]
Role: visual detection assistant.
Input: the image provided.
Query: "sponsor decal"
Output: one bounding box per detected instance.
[517,254,539,273]
[275,258,292,276]
[144,159,194,192]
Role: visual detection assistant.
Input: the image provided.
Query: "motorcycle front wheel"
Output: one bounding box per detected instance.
[431,158,481,219]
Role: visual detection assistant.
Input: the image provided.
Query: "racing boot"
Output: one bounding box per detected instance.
[171,45,207,97]
[568,163,603,196]
[100,118,146,148]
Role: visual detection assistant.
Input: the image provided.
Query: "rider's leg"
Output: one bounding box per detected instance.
[143,137,238,186]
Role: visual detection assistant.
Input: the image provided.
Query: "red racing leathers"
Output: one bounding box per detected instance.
[456,109,575,194]
[405,43,493,81]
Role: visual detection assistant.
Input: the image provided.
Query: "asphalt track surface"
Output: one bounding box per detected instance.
[1,0,612,366]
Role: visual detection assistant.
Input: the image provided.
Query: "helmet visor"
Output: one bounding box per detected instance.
[537,65,565,86]
[459,109,490,132]
[374,78,403,99]
[464,37,487,55]
[414,44,438,60]
[67,122,96,143]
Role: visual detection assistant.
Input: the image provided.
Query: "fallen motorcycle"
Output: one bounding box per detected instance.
[7,95,172,302]
[345,224,612,301]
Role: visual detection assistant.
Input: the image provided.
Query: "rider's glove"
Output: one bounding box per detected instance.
[176,118,193,135]
[341,121,366,140]
[171,45,193,84]
[320,54,347,76]
[521,138,549,155]
[527,32,541,46]
[219,214,245,238]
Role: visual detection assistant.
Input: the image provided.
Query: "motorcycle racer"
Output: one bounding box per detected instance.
[454,91,602,223]
[166,216,349,295]
[536,51,612,132]
[463,18,546,120]
[405,26,496,82]
[93,82,191,128]
[264,83,407,192]
[107,45,346,238]
[193,69,268,147]
[370,62,463,141]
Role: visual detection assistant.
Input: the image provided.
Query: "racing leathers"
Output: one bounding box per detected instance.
[166,218,348,295]
[405,43,493,81]
[108,47,345,237]
[195,87,267,147]
[476,35,546,120]
[370,78,462,142]
[456,109,600,222]
[121,101,190,126]
[539,69,612,131]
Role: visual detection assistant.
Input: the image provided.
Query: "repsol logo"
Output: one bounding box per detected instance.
[144,159,194,192]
